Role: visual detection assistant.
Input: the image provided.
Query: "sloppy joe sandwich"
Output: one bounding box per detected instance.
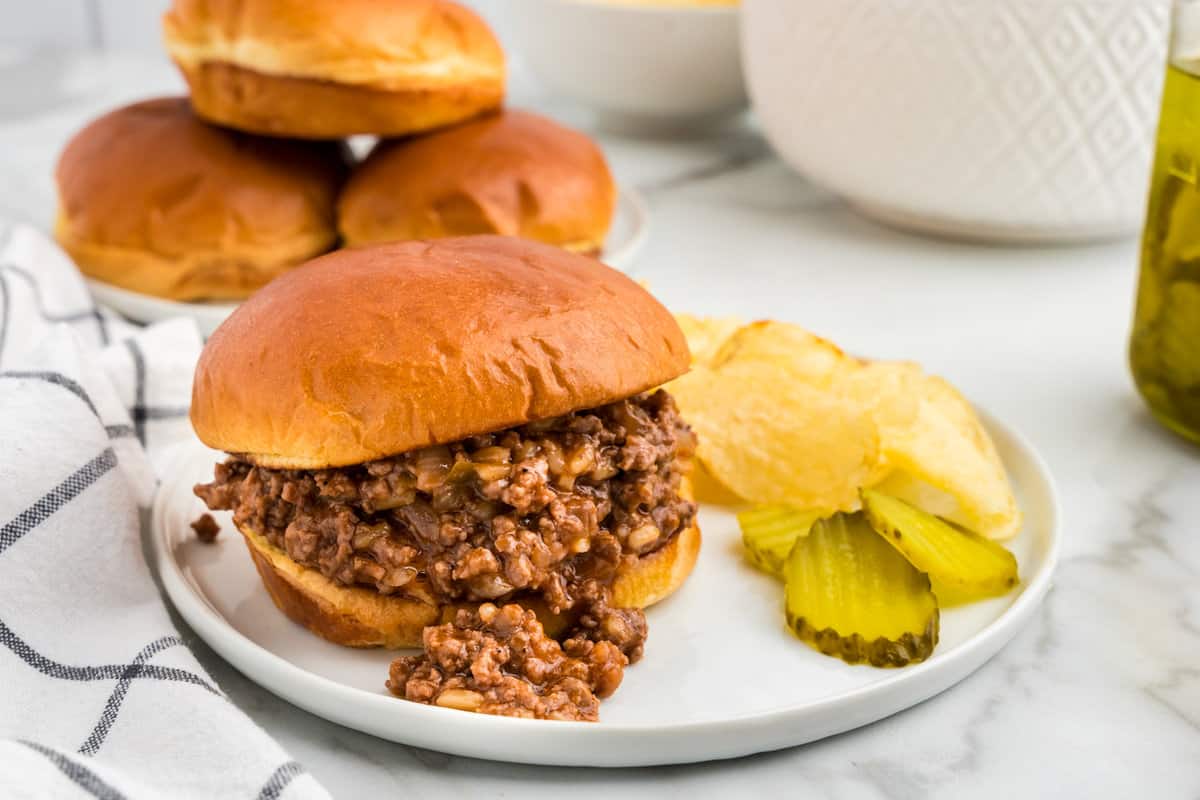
[192,236,700,720]
[338,110,616,255]
[54,97,349,302]
[163,0,506,139]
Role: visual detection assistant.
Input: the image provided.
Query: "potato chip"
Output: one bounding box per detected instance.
[668,315,745,502]
[869,376,1020,540]
[665,316,1019,540]
[664,367,746,504]
[673,314,744,367]
[841,361,921,427]
[689,459,745,506]
[671,361,880,512]
[711,320,850,388]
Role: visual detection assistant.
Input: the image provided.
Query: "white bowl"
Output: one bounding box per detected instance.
[509,0,747,135]
[742,0,1171,242]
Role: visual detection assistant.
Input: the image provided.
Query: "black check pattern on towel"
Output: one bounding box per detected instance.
[0,448,118,557]
[0,372,136,441]
[78,636,189,756]
[0,446,221,762]
[1,370,101,415]
[0,618,218,695]
[257,761,306,800]
[0,223,318,797]
[19,739,305,800]
[19,740,126,800]
[0,261,109,345]
[123,339,188,445]
[0,619,218,695]
[0,447,222,736]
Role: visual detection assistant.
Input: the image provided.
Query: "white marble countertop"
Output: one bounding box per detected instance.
[3,49,1198,798]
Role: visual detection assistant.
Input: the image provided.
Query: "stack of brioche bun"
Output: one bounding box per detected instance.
[55,98,351,301]
[55,0,617,302]
[339,110,616,255]
[162,0,506,139]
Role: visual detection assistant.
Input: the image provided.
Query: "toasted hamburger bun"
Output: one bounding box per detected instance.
[192,236,698,647]
[54,97,349,301]
[338,110,616,254]
[237,479,701,648]
[191,236,691,468]
[163,0,505,138]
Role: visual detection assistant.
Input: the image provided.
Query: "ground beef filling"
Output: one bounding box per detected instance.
[191,513,220,543]
[194,390,696,720]
[388,602,628,722]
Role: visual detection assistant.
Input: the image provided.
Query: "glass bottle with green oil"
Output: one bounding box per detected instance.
[1131,7,1200,444]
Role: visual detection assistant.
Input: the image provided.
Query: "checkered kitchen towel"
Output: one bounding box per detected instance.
[0,224,329,799]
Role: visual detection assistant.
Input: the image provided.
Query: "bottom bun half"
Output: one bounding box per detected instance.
[239,483,701,649]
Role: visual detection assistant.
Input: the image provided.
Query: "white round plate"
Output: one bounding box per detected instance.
[87,186,649,336]
[603,185,649,272]
[153,412,1058,767]
[86,281,239,338]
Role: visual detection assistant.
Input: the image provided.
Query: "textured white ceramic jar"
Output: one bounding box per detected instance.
[742,0,1172,242]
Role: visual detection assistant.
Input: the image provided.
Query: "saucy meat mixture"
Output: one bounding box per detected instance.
[195,390,696,721]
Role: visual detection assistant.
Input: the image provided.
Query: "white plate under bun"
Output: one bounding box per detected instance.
[509,1,747,135]
[86,281,239,339]
[87,186,649,336]
[153,411,1059,767]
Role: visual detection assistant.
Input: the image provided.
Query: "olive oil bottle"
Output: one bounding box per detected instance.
[1131,58,1200,444]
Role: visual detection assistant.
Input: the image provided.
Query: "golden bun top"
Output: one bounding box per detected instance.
[163,0,505,91]
[54,97,348,299]
[338,110,616,253]
[191,236,691,468]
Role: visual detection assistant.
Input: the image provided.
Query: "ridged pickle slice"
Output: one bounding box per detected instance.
[737,505,824,578]
[861,489,1018,601]
[785,513,938,667]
